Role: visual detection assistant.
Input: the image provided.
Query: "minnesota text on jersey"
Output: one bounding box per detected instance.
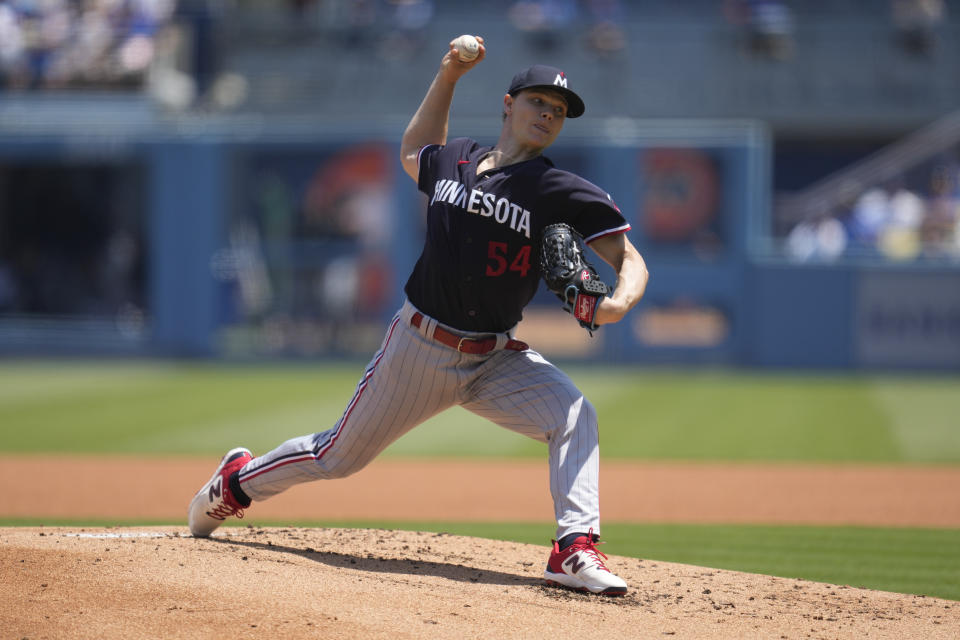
[429,178,532,239]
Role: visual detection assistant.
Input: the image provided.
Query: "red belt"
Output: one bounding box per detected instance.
[411,312,528,355]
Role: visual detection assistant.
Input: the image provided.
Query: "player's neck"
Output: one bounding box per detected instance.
[482,141,543,172]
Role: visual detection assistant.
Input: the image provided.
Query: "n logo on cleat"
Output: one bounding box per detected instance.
[563,555,587,575]
[209,477,222,501]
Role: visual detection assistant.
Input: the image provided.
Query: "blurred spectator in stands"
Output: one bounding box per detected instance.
[581,0,625,58]
[786,209,847,262]
[20,0,71,89]
[0,2,25,88]
[920,162,960,257]
[877,178,925,260]
[891,0,945,57]
[724,0,794,61]
[508,0,577,52]
[147,18,198,110]
[379,0,433,61]
[849,182,894,247]
[70,1,118,85]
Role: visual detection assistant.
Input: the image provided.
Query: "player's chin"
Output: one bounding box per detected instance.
[526,128,557,150]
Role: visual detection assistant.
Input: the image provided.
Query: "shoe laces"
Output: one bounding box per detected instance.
[207,501,244,521]
[567,528,610,573]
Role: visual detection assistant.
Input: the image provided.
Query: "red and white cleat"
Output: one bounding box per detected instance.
[188,447,253,538]
[544,529,628,596]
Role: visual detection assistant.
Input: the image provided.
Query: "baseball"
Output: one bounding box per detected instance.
[453,34,480,62]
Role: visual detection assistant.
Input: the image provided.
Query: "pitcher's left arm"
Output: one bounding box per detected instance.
[588,233,649,326]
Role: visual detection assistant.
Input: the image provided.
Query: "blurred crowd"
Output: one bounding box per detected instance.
[0,0,178,90]
[723,0,946,61]
[786,160,960,262]
[503,0,628,57]
[0,0,637,90]
[291,0,630,60]
[310,0,947,63]
[0,0,950,90]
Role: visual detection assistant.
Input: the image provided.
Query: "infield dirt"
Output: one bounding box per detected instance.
[3,526,958,640]
[2,456,959,526]
[2,456,959,639]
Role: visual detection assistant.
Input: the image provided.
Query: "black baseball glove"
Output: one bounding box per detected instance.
[540,223,610,335]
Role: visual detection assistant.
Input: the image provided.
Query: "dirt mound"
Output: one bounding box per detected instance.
[3,526,957,639]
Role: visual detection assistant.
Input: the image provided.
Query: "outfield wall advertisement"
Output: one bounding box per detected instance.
[856,271,960,369]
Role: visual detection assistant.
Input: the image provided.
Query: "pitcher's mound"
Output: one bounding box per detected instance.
[3,526,957,639]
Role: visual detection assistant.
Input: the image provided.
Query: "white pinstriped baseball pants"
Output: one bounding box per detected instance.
[236,299,602,540]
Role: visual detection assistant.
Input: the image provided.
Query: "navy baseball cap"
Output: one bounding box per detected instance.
[507,64,585,118]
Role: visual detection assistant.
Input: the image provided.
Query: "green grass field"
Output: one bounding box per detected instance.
[2,360,958,463]
[1,360,958,600]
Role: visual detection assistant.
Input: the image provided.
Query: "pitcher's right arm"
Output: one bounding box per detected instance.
[399,36,486,182]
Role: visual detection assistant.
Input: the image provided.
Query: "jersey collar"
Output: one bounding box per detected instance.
[474,147,554,178]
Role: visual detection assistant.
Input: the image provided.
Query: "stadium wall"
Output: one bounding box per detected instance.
[0,113,956,370]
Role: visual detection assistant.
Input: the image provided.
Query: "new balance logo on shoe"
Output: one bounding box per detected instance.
[208,477,222,501]
[563,555,587,574]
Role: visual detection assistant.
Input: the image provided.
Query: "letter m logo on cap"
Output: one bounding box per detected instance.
[554,72,567,88]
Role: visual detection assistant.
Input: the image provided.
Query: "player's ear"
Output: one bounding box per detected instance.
[503,93,513,118]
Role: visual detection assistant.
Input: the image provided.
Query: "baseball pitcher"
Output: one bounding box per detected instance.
[189,35,649,596]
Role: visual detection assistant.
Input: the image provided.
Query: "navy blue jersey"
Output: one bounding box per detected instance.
[405,137,630,333]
